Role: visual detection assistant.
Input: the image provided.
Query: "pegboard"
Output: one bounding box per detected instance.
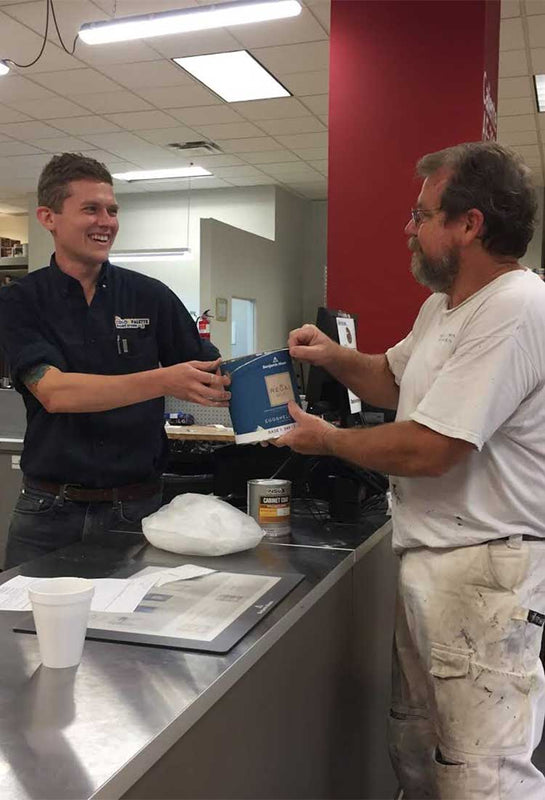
[165,396,232,427]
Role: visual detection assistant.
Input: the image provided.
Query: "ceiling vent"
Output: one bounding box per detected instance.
[167,140,223,155]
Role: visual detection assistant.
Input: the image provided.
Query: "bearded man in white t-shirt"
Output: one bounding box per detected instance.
[276,142,545,800]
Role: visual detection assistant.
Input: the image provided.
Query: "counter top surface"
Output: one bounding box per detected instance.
[0,512,390,800]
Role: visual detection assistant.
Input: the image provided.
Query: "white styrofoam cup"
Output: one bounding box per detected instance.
[28,577,95,669]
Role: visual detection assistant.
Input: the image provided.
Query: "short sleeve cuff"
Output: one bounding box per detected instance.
[410,409,484,451]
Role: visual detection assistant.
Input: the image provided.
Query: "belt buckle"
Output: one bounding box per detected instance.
[63,483,84,500]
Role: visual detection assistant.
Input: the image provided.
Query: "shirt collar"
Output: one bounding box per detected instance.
[49,254,111,295]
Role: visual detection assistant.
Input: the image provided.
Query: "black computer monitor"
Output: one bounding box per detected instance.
[305,307,362,427]
[305,306,396,428]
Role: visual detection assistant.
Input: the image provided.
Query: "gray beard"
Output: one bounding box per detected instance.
[409,238,460,293]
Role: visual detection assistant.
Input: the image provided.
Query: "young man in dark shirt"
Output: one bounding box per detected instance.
[0,152,230,567]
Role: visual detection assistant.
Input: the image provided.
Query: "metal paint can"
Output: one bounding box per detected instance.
[247,479,291,539]
[220,348,300,444]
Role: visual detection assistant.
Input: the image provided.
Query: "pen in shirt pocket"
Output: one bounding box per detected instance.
[116,335,129,355]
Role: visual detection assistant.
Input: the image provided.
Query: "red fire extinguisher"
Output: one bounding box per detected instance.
[197,309,211,340]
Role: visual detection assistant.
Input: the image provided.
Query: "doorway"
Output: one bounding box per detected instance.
[231,297,256,358]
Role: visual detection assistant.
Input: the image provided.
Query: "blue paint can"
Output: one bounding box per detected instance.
[221,348,300,444]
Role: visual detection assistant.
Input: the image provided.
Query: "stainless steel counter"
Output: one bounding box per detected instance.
[0,514,396,800]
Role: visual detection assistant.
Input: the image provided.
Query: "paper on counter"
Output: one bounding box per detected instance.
[0,565,216,614]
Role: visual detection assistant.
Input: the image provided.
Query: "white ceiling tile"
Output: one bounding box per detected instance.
[29,135,97,152]
[283,70,329,96]
[0,141,43,157]
[289,146,328,160]
[8,47,80,75]
[47,116,123,135]
[104,110,180,130]
[212,166,267,179]
[530,47,545,71]
[105,61,192,89]
[318,113,328,125]
[225,177,271,187]
[191,122,265,139]
[188,154,245,168]
[91,1,195,15]
[253,42,329,75]
[284,180,327,199]
[77,40,162,66]
[510,143,541,158]
[230,98,311,120]
[535,114,545,128]
[7,97,91,119]
[136,126,201,145]
[500,17,525,49]
[305,0,331,31]
[498,129,539,144]
[498,76,533,98]
[525,1,545,14]
[149,29,241,59]
[528,14,545,48]
[0,120,64,140]
[256,116,326,135]
[135,85,220,108]
[168,106,244,125]
[497,113,537,131]
[0,75,56,103]
[237,150,301,164]
[275,131,328,150]
[309,159,328,175]
[262,166,322,182]
[502,0,521,16]
[300,94,329,115]
[215,136,284,153]
[499,49,529,77]
[228,8,327,48]
[0,152,53,175]
[0,104,30,123]
[72,91,154,114]
[31,69,122,95]
[75,131,170,159]
[498,96,536,114]
[1,0,102,37]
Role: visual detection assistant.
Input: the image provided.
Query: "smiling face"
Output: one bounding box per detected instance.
[37,179,119,271]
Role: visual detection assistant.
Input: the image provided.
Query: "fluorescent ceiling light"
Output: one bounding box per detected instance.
[535,75,545,112]
[174,50,290,103]
[78,0,302,45]
[111,249,191,263]
[0,61,9,76]
[112,166,211,182]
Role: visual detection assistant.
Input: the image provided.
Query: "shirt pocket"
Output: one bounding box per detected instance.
[102,332,158,373]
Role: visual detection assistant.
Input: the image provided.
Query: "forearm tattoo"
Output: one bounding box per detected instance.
[22,363,53,388]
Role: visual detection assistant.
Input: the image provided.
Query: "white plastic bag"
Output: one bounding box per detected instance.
[141,493,263,556]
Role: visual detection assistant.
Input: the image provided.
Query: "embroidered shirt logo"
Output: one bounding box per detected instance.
[114,315,150,330]
[438,332,455,345]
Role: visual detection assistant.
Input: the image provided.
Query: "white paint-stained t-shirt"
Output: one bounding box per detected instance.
[385,269,545,551]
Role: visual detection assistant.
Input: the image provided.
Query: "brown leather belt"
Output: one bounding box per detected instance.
[24,477,162,503]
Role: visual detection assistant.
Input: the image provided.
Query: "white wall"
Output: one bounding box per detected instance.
[520,187,544,272]
[0,215,28,243]
[201,218,297,358]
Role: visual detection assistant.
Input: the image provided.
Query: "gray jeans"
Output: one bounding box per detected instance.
[5,484,163,569]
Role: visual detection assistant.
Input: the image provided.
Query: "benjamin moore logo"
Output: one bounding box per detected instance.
[263,356,287,370]
[114,315,150,330]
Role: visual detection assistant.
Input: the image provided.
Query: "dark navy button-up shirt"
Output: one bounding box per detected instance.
[0,256,204,487]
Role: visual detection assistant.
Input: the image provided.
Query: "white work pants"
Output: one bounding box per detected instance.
[388,538,545,800]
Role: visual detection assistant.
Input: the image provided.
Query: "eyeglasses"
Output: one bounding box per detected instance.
[410,207,442,227]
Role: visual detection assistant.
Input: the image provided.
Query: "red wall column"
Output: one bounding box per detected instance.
[327,0,500,352]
